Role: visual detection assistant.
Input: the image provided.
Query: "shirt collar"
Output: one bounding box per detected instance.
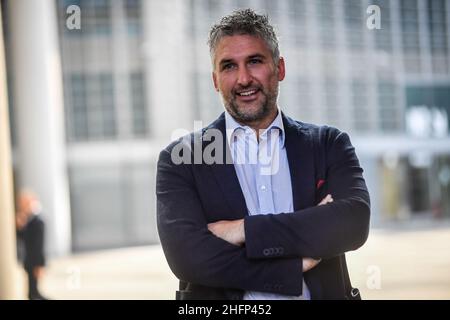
[225,109,286,148]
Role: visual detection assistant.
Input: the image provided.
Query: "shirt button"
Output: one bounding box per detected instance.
[260,185,266,191]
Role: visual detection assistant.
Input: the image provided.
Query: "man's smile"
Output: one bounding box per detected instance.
[235,88,261,101]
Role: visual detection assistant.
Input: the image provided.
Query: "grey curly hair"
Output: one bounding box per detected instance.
[207,9,280,67]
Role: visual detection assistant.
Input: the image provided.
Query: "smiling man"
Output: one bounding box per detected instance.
[212,33,282,130]
[156,9,370,300]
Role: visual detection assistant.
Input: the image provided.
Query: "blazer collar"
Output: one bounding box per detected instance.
[224,110,286,148]
[282,114,316,211]
[203,112,315,216]
[203,113,248,218]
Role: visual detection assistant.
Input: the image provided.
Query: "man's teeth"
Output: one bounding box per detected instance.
[238,90,257,96]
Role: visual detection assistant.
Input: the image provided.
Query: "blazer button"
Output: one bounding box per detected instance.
[263,248,270,256]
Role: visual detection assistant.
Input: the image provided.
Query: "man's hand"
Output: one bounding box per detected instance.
[208,219,245,246]
[303,257,322,272]
[302,194,333,272]
[207,194,333,267]
[318,194,333,206]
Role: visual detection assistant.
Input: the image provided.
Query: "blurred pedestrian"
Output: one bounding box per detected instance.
[16,190,48,300]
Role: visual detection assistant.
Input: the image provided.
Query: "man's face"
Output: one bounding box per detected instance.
[212,34,285,124]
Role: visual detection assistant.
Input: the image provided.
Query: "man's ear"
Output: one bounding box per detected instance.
[212,71,219,92]
[277,57,286,81]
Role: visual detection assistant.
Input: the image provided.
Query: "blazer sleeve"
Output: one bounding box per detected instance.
[156,143,304,296]
[244,128,370,260]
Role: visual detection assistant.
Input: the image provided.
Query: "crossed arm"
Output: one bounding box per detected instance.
[207,194,335,272]
[156,129,370,295]
[157,147,306,295]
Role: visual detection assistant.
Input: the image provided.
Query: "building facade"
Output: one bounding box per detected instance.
[3,0,450,253]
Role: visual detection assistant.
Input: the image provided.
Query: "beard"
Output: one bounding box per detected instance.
[222,82,279,124]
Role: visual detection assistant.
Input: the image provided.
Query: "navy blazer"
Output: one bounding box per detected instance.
[156,112,370,300]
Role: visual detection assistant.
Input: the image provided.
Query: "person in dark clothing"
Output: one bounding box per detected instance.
[156,9,370,300]
[16,190,47,300]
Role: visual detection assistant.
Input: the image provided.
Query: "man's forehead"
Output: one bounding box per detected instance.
[214,35,271,62]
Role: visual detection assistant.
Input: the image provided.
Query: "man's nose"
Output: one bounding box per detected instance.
[237,67,252,87]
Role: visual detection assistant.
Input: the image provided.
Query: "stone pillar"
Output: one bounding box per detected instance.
[0,3,21,299]
[143,0,194,142]
[8,0,71,256]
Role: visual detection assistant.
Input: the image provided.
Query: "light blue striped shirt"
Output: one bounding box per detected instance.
[225,110,310,300]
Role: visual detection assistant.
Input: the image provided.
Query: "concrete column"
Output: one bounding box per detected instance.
[390,0,407,132]
[417,0,433,78]
[8,0,71,256]
[0,4,20,299]
[305,0,324,125]
[334,0,351,130]
[111,0,132,139]
[362,0,379,133]
[143,0,194,142]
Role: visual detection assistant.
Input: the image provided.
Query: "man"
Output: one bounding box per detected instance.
[156,9,370,300]
[16,190,47,300]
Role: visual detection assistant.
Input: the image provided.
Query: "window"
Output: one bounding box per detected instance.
[378,80,400,132]
[235,0,248,9]
[400,0,421,73]
[344,0,365,50]
[262,0,279,19]
[324,78,341,127]
[86,0,111,35]
[317,0,336,49]
[130,72,148,137]
[125,0,142,36]
[287,0,308,47]
[352,79,371,132]
[69,74,89,140]
[285,76,312,122]
[66,73,117,141]
[428,0,448,74]
[372,0,393,52]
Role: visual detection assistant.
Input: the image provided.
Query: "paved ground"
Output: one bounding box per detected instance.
[34,224,450,300]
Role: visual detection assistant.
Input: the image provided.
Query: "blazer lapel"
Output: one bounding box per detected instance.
[203,113,317,218]
[283,114,316,211]
[204,113,248,219]
[283,113,324,299]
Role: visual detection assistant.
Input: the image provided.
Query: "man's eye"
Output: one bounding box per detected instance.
[222,63,235,70]
[249,59,262,65]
